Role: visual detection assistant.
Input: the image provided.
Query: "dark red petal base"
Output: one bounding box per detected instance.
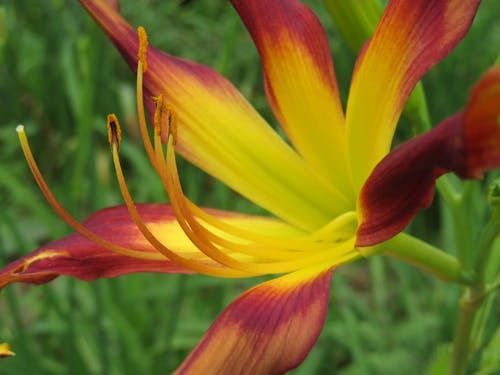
[357,68,500,246]
[176,267,334,375]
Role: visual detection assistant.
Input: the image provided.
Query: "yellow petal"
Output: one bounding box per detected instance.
[232,0,353,198]
[346,0,481,190]
[80,0,352,230]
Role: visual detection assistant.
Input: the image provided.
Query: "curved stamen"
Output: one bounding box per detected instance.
[16,124,165,261]
[149,101,357,256]
[164,133,359,273]
[136,26,159,173]
[131,27,360,273]
[137,26,148,74]
[107,115,252,278]
[188,201,357,250]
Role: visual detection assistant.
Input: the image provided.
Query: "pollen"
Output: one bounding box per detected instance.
[153,94,164,136]
[107,113,122,150]
[153,94,178,144]
[137,26,148,73]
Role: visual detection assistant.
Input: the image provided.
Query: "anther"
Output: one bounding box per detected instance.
[107,114,122,150]
[165,104,178,145]
[152,95,178,145]
[153,94,164,136]
[137,26,149,73]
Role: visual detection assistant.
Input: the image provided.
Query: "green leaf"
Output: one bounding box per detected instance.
[474,327,500,375]
[424,344,450,375]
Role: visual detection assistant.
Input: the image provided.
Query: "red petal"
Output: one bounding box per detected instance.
[175,266,334,375]
[357,68,500,247]
[464,67,500,178]
[0,204,193,290]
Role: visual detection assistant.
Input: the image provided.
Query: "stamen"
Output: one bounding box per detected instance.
[129,90,359,273]
[153,95,164,136]
[187,201,357,251]
[137,26,148,73]
[107,116,251,277]
[155,125,282,269]
[135,26,158,173]
[147,107,354,252]
[149,112,352,256]
[15,125,165,261]
[153,95,178,145]
[308,211,358,241]
[153,100,168,172]
[164,135,358,273]
[107,114,122,151]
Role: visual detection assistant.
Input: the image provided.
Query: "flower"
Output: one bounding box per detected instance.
[0,343,15,358]
[1,0,499,373]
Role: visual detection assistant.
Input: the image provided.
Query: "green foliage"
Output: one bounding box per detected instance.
[424,344,450,375]
[0,1,498,374]
[474,326,500,375]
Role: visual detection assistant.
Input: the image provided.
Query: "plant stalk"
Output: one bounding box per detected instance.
[380,233,472,284]
[449,286,484,375]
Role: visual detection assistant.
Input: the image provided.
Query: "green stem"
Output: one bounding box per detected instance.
[322,0,432,138]
[436,177,460,207]
[486,275,500,293]
[369,256,387,320]
[475,208,500,283]
[322,0,383,54]
[380,233,473,284]
[449,286,484,375]
[449,203,500,374]
[470,291,495,355]
[406,82,432,135]
[457,182,478,270]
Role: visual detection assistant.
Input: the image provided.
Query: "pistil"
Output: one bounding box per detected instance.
[15,124,165,261]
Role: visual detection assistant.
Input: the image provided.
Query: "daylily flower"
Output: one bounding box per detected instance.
[0,343,15,358]
[1,0,499,373]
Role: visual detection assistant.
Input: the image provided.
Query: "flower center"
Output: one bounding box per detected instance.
[104,27,361,276]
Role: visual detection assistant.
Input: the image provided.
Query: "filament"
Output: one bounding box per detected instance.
[104,26,360,276]
[163,133,358,274]
[136,26,158,173]
[107,116,252,277]
[16,125,166,261]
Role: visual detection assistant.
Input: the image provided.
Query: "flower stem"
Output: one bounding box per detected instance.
[449,285,484,375]
[449,204,499,374]
[475,207,500,283]
[380,233,473,284]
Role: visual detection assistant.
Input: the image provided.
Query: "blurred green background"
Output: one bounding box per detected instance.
[0,1,499,374]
